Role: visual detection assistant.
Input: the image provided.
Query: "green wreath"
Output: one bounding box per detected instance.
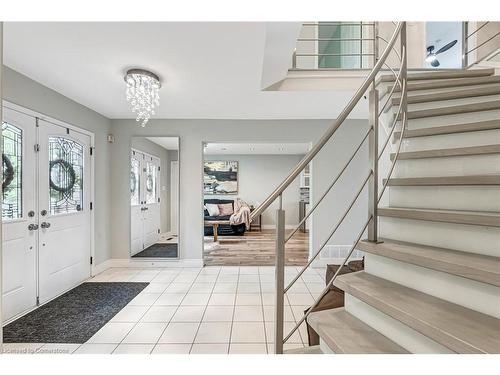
[49,159,76,193]
[2,154,15,191]
[130,171,137,194]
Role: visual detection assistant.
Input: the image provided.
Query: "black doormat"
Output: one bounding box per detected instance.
[132,243,178,258]
[3,282,148,343]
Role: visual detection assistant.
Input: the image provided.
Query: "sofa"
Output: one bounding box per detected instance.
[204,198,246,236]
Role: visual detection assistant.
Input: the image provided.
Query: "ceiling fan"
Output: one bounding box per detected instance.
[425,39,458,67]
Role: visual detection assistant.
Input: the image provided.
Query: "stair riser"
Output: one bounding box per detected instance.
[404,109,500,130]
[392,155,500,177]
[379,216,500,257]
[388,186,500,212]
[394,129,500,151]
[391,83,500,101]
[344,294,453,354]
[402,94,500,112]
[364,253,500,318]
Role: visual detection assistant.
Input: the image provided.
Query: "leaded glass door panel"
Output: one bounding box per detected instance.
[37,119,91,304]
[1,108,37,322]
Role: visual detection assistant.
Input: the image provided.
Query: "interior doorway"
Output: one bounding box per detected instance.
[202,141,310,266]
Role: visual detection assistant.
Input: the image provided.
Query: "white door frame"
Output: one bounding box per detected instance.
[170,160,179,234]
[2,101,96,285]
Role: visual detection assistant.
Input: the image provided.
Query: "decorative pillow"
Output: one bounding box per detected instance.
[205,203,220,217]
[218,203,234,216]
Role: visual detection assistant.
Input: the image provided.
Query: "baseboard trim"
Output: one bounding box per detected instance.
[92,258,204,275]
[261,224,302,230]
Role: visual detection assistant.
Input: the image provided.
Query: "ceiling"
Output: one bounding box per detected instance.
[146,137,179,150]
[3,22,366,120]
[203,142,309,155]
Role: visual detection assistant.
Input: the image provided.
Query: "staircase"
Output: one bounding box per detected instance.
[250,22,500,354]
[308,68,500,354]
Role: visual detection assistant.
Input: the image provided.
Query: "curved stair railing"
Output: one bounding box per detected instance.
[249,21,409,354]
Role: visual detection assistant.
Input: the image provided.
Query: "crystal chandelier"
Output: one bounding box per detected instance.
[124,69,161,127]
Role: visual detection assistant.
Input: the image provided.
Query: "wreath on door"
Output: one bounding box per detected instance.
[130,171,137,194]
[49,158,76,193]
[2,153,15,191]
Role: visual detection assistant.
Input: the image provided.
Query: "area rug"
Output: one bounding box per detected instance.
[132,243,178,258]
[3,282,148,343]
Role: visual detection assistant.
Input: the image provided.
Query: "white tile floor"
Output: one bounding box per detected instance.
[2,265,327,355]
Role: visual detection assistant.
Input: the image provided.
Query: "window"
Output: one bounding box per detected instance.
[130,154,141,205]
[49,136,84,214]
[2,122,23,220]
[145,160,157,204]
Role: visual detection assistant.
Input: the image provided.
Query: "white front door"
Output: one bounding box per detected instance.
[1,108,37,321]
[37,119,91,303]
[130,149,160,256]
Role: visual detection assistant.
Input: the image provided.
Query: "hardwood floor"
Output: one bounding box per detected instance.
[203,229,309,266]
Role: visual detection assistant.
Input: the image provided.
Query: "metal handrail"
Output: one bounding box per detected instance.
[250,22,403,221]
[284,78,408,345]
[466,21,490,39]
[266,22,408,353]
[284,127,372,244]
[463,21,500,67]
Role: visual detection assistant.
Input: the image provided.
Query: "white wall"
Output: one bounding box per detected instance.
[2,66,112,266]
[109,118,370,263]
[204,154,304,226]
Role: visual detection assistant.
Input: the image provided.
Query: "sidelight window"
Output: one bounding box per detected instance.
[2,122,23,220]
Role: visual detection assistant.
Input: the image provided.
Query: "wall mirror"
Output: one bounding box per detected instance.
[130,137,179,259]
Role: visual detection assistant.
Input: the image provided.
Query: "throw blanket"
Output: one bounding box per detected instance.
[230,198,252,230]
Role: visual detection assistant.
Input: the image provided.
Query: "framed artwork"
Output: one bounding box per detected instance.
[203,161,238,195]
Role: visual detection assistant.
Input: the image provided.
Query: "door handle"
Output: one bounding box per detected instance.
[141,207,149,211]
[41,222,51,229]
[28,224,39,231]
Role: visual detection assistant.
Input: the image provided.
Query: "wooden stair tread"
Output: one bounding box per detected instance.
[392,84,500,105]
[334,272,500,353]
[378,207,500,227]
[386,175,500,186]
[284,345,323,354]
[391,145,500,160]
[397,100,500,120]
[357,238,500,286]
[380,68,494,83]
[393,120,500,141]
[307,308,408,354]
[392,75,500,93]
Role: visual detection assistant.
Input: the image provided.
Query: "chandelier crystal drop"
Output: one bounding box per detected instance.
[124,69,161,127]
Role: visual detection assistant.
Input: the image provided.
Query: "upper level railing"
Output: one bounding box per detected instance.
[250,22,408,354]
[292,22,377,70]
[463,21,500,68]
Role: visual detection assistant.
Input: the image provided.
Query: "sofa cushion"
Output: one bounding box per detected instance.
[205,203,220,216]
[218,203,234,216]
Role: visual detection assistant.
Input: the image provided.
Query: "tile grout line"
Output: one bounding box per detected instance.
[155,267,203,353]
[258,266,270,354]
[109,268,174,354]
[227,267,241,354]
[188,266,222,354]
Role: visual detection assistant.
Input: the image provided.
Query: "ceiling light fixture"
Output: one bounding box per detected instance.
[124,69,161,127]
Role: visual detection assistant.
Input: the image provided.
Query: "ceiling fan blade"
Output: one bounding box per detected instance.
[431,59,440,67]
[435,40,458,55]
